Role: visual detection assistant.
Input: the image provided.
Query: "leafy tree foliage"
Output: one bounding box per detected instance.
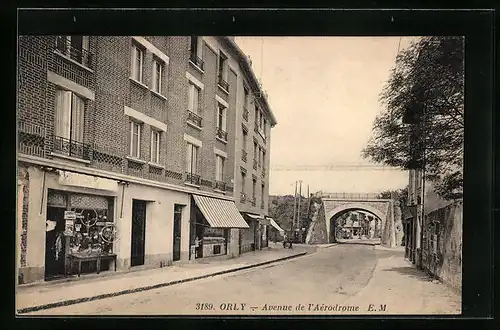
[363,37,464,200]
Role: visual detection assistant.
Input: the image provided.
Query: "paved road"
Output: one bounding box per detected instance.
[28,245,459,315]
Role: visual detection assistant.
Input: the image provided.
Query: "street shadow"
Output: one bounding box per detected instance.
[383,266,435,282]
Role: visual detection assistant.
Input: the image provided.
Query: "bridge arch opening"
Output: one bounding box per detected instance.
[326,205,384,243]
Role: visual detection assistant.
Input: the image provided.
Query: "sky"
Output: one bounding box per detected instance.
[235,37,418,196]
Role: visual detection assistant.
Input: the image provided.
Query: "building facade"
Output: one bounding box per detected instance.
[17,35,276,284]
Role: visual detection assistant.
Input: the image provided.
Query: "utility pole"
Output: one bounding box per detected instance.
[306,184,311,219]
[297,180,302,241]
[292,181,297,236]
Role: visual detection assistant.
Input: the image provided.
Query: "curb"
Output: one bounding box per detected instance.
[16,251,307,314]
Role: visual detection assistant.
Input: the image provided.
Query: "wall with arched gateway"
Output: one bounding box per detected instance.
[309,198,398,247]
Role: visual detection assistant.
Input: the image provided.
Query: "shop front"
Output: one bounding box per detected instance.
[189,195,248,260]
[266,217,285,243]
[17,165,121,284]
[45,189,117,280]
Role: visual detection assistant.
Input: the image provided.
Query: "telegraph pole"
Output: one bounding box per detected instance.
[297,181,303,240]
[292,181,297,235]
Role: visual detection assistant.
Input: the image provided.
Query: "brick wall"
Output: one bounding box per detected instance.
[18,35,242,192]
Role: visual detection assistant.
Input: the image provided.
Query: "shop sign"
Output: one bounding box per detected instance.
[58,171,118,192]
[75,223,82,232]
[64,219,74,236]
[64,210,76,220]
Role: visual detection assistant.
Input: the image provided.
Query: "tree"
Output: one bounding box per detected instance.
[363,37,464,200]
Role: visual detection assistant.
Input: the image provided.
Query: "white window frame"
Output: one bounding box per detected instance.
[152,58,164,94]
[218,51,228,81]
[215,155,225,182]
[131,43,144,83]
[150,130,161,163]
[186,143,199,174]
[54,89,86,143]
[130,121,141,158]
[188,82,200,114]
[190,36,204,60]
[216,103,227,131]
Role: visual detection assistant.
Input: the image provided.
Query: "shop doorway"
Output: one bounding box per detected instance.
[45,206,67,280]
[131,199,147,267]
[173,204,183,261]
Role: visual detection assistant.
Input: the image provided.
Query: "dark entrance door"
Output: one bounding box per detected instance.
[45,207,67,280]
[131,200,146,267]
[173,205,182,261]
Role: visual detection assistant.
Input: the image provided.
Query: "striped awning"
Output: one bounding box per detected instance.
[268,218,284,233]
[244,213,270,225]
[193,195,249,228]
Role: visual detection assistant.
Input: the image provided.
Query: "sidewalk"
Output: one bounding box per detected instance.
[342,254,461,315]
[16,246,309,314]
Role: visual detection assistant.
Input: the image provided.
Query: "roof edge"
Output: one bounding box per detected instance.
[221,37,278,127]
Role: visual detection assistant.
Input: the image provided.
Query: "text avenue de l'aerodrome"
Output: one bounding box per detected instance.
[195,303,388,312]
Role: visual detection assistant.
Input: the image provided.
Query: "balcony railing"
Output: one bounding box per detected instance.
[242,150,247,162]
[216,128,228,141]
[187,110,203,128]
[55,36,94,69]
[251,196,256,206]
[261,168,266,178]
[240,192,246,203]
[185,172,201,186]
[53,135,91,160]
[253,159,257,170]
[189,52,204,71]
[218,75,229,92]
[243,108,249,121]
[215,180,226,191]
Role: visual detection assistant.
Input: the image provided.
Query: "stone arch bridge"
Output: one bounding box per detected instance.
[307,193,400,247]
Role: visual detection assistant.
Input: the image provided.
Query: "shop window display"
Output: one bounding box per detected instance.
[45,190,117,279]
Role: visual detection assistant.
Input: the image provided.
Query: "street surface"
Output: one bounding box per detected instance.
[27,244,461,316]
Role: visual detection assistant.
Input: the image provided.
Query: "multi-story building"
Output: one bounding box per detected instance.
[16,35,276,284]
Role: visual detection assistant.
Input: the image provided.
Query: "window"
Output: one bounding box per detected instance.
[190,36,204,68]
[241,171,246,192]
[152,58,164,94]
[244,87,249,108]
[217,103,227,131]
[253,142,257,160]
[255,108,259,125]
[259,111,264,130]
[218,51,228,81]
[242,129,248,150]
[131,44,144,82]
[55,36,91,67]
[262,150,266,166]
[252,178,256,198]
[188,83,200,114]
[150,130,161,163]
[216,155,225,182]
[186,143,199,174]
[54,89,85,143]
[261,184,265,205]
[258,146,262,167]
[130,121,142,158]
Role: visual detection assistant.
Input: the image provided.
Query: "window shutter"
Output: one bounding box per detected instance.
[152,62,157,91]
[131,46,137,80]
[215,156,220,181]
[55,89,72,139]
[186,144,192,173]
[222,107,227,131]
[71,93,85,142]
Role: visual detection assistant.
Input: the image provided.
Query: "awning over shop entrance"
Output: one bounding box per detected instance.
[267,217,285,233]
[193,195,249,228]
[244,213,271,225]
